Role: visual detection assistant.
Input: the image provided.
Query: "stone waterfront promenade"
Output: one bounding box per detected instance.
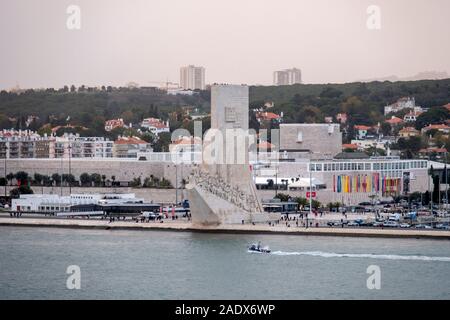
[1,217,450,240]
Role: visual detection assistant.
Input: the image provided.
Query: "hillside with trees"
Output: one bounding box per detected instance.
[1,79,449,138]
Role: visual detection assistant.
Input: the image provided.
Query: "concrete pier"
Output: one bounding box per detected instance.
[1,217,450,240]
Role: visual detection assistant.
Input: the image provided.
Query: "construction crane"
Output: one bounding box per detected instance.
[148,80,179,91]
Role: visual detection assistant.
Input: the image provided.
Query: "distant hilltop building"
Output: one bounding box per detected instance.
[336,113,348,124]
[273,68,302,86]
[141,118,170,135]
[403,110,423,122]
[384,97,423,115]
[105,118,125,132]
[113,136,152,158]
[180,65,206,90]
[255,111,282,123]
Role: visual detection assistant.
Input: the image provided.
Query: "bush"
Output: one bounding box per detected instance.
[142,176,173,189]
[275,193,290,202]
[130,177,142,188]
[10,185,34,198]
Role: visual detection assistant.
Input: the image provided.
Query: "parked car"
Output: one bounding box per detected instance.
[359,221,373,227]
[372,221,384,227]
[347,221,360,227]
[327,221,346,227]
[388,213,401,222]
[414,224,433,229]
[435,224,450,230]
[400,223,411,228]
[383,221,399,228]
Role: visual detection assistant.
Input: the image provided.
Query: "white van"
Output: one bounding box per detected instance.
[388,213,401,222]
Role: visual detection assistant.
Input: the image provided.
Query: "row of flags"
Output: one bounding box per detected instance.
[333,173,401,196]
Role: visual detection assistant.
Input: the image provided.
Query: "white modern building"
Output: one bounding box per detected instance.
[11,193,143,213]
[141,118,170,135]
[180,65,206,90]
[273,68,302,86]
[0,131,114,159]
[384,97,423,115]
[70,136,114,158]
[113,136,153,158]
[0,129,43,159]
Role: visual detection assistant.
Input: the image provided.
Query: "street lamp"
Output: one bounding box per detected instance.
[274,163,278,197]
[68,143,72,195]
[60,153,63,197]
[307,162,313,229]
[4,145,8,199]
[442,145,448,210]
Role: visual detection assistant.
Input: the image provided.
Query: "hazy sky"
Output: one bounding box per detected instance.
[0,0,449,89]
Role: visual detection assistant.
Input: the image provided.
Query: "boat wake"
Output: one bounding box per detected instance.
[270,251,450,262]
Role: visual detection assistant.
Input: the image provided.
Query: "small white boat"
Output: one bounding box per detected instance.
[248,242,271,253]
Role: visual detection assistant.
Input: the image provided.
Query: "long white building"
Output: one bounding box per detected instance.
[11,193,143,213]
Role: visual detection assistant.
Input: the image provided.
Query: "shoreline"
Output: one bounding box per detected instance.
[1,218,450,240]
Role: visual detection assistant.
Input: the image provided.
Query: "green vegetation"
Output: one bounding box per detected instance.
[274,193,290,202]
[0,86,210,138]
[2,171,173,189]
[10,185,33,198]
[2,79,449,137]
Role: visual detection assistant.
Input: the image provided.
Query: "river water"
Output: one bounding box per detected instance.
[0,226,449,299]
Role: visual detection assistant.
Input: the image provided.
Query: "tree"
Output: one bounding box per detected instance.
[101,175,106,187]
[275,193,290,202]
[0,177,6,186]
[153,132,171,152]
[432,173,440,204]
[396,136,423,154]
[15,171,29,185]
[37,124,52,136]
[80,173,91,186]
[52,173,61,186]
[90,173,102,187]
[159,178,173,189]
[42,175,52,186]
[352,83,371,96]
[34,173,43,186]
[311,199,321,209]
[0,113,12,128]
[111,175,116,186]
[320,87,343,99]
[130,177,142,188]
[62,174,76,186]
[10,185,33,198]
[294,197,308,209]
[140,132,155,144]
[415,107,450,130]
[380,122,391,136]
[6,172,14,186]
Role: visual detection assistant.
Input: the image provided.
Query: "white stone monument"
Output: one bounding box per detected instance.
[187,85,274,225]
